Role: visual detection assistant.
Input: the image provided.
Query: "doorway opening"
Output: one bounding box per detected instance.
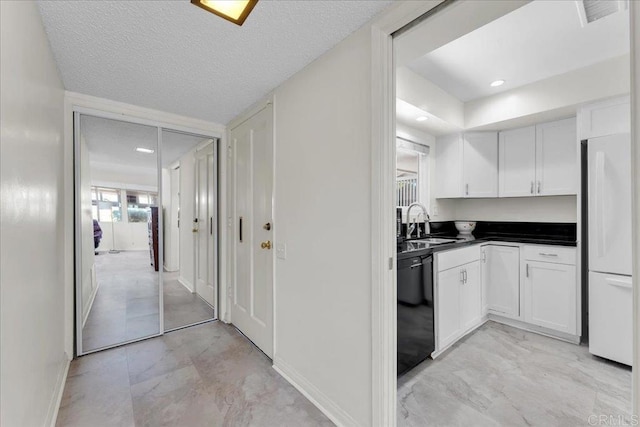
[392,0,632,424]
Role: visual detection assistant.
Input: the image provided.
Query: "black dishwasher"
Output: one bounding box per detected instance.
[397,254,434,376]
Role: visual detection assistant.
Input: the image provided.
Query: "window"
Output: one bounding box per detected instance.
[396,137,429,209]
[92,187,122,222]
[126,190,158,223]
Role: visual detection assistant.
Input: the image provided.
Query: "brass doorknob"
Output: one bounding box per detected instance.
[261,241,272,250]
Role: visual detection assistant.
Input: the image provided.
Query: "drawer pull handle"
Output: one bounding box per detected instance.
[410,264,421,269]
[539,253,558,257]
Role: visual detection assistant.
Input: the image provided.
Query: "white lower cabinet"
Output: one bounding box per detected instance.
[437,267,463,350]
[436,243,578,354]
[523,246,577,335]
[460,261,482,330]
[482,245,520,318]
[436,248,482,352]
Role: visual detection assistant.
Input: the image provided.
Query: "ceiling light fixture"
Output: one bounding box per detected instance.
[191,0,258,26]
[490,79,505,87]
[136,147,155,154]
[416,116,428,122]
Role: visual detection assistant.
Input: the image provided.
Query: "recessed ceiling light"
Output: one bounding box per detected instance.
[490,80,505,87]
[416,116,428,122]
[191,0,258,26]
[136,147,155,154]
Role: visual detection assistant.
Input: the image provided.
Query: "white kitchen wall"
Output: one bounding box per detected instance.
[453,196,577,222]
[465,55,630,130]
[0,2,67,426]
[271,24,375,426]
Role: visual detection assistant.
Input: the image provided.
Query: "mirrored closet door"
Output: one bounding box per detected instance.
[75,114,161,353]
[75,113,218,355]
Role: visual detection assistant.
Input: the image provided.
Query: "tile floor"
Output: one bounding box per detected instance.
[57,321,333,427]
[82,251,213,352]
[398,321,632,427]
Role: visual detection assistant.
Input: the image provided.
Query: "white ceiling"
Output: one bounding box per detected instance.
[396,98,461,137]
[37,0,392,125]
[81,115,208,169]
[406,0,629,102]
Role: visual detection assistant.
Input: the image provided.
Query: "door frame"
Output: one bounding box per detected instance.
[371,1,640,424]
[69,102,224,356]
[193,139,218,310]
[224,97,276,352]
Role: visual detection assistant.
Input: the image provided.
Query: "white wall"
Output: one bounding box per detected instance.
[453,196,577,222]
[271,25,373,426]
[90,160,157,192]
[0,2,68,426]
[465,55,630,130]
[179,149,196,290]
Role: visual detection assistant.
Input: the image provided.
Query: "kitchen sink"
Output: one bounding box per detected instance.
[414,237,458,245]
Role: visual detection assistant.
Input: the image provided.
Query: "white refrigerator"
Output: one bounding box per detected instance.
[588,133,633,365]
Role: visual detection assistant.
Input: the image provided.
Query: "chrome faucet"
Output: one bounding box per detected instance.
[406,203,430,239]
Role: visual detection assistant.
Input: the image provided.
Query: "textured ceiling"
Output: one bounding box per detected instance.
[406,0,629,102]
[38,0,392,125]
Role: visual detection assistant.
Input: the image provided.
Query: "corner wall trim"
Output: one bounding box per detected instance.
[273,357,360,427]
[47,357,70,427]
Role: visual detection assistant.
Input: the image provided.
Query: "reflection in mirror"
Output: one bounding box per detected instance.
[78,115,160,353]
[161,129,216,331]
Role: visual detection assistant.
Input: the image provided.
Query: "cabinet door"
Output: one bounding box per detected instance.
[460,261,482,331]
[523,261,577,334]
[437,267,462,349]
[435,134,462,198]
[499,126,536,197]
[535,118,577,195]
[463,132,498,198]
[484,245,520,318]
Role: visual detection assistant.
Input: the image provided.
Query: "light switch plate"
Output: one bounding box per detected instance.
[276,243,287,260]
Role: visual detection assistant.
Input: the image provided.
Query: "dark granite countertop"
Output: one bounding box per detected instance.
[397,221,577,260]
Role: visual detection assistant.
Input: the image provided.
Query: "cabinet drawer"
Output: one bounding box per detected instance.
[437,245,481,272]
[523,245,576,265]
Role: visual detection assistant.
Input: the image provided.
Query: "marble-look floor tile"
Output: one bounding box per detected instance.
[398,321,632,427]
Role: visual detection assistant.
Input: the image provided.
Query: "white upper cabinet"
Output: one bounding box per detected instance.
[463,133,498,197]
[499,126,537,197]
[435,133,462,198]
[535,117,577,196]
[499,118,577,197]
[578,96,630,140]
[435,132,497,198]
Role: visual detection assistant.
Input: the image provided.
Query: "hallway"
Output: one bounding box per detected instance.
[58,322,333,426]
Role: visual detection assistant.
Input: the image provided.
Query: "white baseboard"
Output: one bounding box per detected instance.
[178,277,194,293]
[82,279,100,328]
[273,357,360,427]
[47,356,70,427]
[488,314,581,344]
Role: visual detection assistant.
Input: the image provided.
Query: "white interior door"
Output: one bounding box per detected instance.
[194,142,216,308]
[231,105,274,358]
